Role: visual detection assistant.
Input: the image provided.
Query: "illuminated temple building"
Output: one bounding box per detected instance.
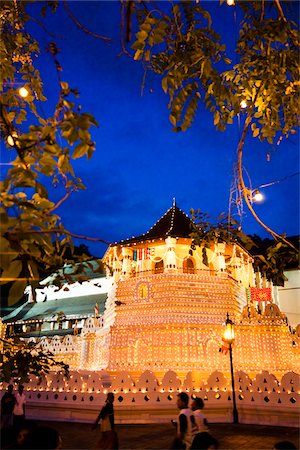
[2,203,299,378]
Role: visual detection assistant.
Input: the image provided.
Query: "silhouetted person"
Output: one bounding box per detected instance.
[191,397,208,433]
[171,392,193,450]
[13,386,26,430]
[92,392,118,449]
[22,425,62,449]
[3,420,36,449]
[190,432,219,450]
[1,385,15,429]
[273,441,297,450]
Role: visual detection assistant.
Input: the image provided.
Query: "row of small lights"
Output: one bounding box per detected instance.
[21,386,298,396]
[20,369,299,394]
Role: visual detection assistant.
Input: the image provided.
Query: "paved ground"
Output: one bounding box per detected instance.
[6,420,298,449]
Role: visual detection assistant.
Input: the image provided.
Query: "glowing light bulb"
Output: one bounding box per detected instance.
[18,86,29,98]
[7,132,18,147]
[240,100,247,109]
[253,190,264,202]
[226,0,235,5]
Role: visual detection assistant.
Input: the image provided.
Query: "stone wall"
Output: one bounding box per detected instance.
[1,369,298,427]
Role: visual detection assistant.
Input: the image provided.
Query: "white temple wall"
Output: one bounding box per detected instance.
[278,269,300,327]
[1,369,298,427]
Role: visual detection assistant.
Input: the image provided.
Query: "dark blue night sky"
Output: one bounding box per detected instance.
[23,1,299,256]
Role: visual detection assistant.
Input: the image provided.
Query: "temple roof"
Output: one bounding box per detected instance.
[3,293,107,323]
[118,202,193,245]
[40,260,105,286]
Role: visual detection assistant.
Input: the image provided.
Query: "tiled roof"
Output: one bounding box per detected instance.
[118,203,193,244]
[41,260,105,286]
[3,293,107,323]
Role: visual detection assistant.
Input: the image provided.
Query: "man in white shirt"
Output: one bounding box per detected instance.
[13,385,26,429]
[174,392,194,450]
[191,397,208,434]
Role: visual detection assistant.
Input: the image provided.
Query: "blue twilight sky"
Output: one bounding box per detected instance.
[23,1,300,256]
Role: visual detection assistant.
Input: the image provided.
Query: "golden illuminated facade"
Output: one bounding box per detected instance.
[2,203,299,426]
[3,203,299,379]
[99,204,298,378]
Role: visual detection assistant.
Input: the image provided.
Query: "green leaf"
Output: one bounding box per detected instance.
[169,113,177,126]
[136,30,148,41]
[0,260,22,282]
[213,111,220,125]
[134,49,143,61]
[162,77,168,94]
[72,143,89,159]
[7,280,27,306]
[60,81,69,90]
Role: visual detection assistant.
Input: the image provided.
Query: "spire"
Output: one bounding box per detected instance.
[116,203,193,244]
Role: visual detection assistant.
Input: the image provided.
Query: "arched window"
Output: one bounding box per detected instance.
[183,258,195,274]
[154,260,164,274]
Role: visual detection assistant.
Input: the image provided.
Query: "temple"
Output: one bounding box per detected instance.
[1,203,299,378]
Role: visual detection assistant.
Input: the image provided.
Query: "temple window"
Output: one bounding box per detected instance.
[138,283,148,299]
[183,258,195,274]
[154,260,164,274]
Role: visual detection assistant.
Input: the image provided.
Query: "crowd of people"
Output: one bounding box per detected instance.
[1,384,61,450]
[1,387,297,450]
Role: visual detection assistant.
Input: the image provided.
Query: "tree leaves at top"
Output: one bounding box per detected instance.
[0,1,99,305]
[130,0,299,138]
[129,0,299,248]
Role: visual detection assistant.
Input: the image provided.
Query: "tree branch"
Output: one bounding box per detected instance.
[46,189,75,214]
[30,16,64,39]
[63,0,112,42]
[237,114,297,252]
[6,229,111,245]
[273,0,287,22]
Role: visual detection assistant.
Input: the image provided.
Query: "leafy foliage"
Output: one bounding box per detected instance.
[129,0,299,246]
[42,258,105,291]
[130,1,299,137]
[0,1,98,305]
[190,208,252,265]
[190,209,299,286]
[0,1,298,306]
[0,337,69,385]
[249,235,299,286]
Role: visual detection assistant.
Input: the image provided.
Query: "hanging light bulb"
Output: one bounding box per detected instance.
[226,0,235,5]
[18,86,29,98]
[240,100,247,109]
[7,132,18,147]
[253,190,264,202]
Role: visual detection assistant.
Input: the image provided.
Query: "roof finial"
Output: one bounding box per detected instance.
[173,197,176,207]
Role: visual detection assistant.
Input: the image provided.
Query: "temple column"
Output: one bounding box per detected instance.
[247,257,256,287]
[261,273,267,288]
[214,242,226,273]
[230,256,242,282]
[112,258,121,282]
[165,237,177,271]
[255,270,262,288]
[121,247,133,278]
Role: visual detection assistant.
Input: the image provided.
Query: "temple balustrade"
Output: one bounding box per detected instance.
[0,369,298,426]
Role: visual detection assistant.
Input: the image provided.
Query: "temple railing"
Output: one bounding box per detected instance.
[130,268,221,277]
[1,369,298,426]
